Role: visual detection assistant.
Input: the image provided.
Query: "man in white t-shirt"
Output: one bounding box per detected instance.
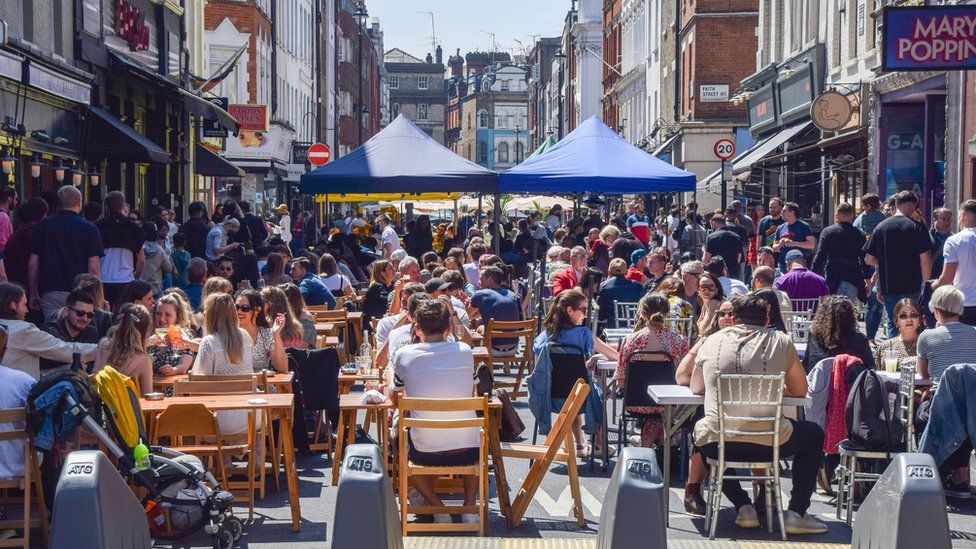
[935,199,976,325]
[463,241,488,291]
[374,283,425,349]
[0,327,36,480]
[391,299,480,525]
[375,214,401,259]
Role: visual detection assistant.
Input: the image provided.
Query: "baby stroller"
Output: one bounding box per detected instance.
[26,367,242,549]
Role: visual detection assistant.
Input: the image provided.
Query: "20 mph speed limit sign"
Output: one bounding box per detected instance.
[713,138,735,160]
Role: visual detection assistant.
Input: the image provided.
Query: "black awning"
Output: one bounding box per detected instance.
[195,144,243,177]
[87,107,170,164]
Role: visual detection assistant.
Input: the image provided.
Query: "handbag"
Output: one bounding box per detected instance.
[493,389,526,442]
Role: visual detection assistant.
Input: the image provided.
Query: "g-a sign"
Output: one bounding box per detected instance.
[883,6,976,71]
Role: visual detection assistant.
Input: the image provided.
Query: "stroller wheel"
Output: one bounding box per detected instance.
[225,515,244,541]
[212,528,234,549]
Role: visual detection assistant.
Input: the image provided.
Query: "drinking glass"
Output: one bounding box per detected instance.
[884,351,899,373]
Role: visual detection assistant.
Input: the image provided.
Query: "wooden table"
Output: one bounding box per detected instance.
[153,372,294,393]
[332,394,393,486]
[338,369,381,394]
[140,393,303,531]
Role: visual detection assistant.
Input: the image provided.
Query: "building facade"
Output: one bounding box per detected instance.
[526,38,561,150]
[384,47,447,144]
[458,63,530,171]
[334,0,382,158]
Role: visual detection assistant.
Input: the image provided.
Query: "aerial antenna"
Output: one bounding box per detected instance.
[418,11,437,58]
[478,29,498,64]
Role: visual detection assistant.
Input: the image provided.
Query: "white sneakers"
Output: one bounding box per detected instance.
[433,514,452,524]
[783,510,829,534]
[735,504,760,528]
[461,513,479,524]
[432,513,479,525]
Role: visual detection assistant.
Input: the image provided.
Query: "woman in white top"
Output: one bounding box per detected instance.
[317,253,355,298]
[275,204,292,245]
[192,293,253,435]
[0,283,97,379]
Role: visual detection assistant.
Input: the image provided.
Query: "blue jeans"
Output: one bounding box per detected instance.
[836,281,859,303]
[884,293,916,339]
[864,289,884,340]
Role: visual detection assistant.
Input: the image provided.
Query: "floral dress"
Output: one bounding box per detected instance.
[249,328,275,373]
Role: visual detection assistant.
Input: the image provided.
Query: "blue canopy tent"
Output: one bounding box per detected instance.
[498,116,696,194]
[299,114,497,195]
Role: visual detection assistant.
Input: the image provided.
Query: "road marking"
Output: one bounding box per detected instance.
[533,485,602,517]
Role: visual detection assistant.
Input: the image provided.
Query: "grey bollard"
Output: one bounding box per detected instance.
[597,446,667,549]
[50,450,151,549]
[852,452,951,549]
[331,443,403,549]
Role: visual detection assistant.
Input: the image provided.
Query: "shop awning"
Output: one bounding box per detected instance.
[650,133,680,158]
[87,107,170,164]
[699,121,815,187]
[194,144,243,177]
[314,192,460,203]
[179,89,240,134]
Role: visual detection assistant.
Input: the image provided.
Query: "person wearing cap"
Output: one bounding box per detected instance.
[390,248,408,271]
[205,217,242,262]
[774,250,829,302]
[274,204,292,245]
[424,277,471,330]
[625,249,649,284]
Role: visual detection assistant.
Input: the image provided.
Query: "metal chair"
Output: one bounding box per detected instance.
[785,311,813,342]
[790,298,822,313]
[704,372,787,540]
[666,316,694,341]
[533,344,594,452]
[617,350,675,455]
[614,302,640,329]
[602,328,631,348]
[835,361,917,527]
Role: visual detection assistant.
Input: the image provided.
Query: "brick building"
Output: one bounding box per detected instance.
[602,0,622,132]
[384,47,447,144]
[334,1,382,157]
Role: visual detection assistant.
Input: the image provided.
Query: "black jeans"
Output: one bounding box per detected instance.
[698,419,824,515]
[962,306,976,327]
[941,439,973,475]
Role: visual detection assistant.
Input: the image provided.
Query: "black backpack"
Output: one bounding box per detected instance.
[845,369,901,450]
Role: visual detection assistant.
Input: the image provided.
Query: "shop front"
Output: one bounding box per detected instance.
[221,123,294,214]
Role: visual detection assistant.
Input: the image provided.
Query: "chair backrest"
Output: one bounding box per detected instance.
[314,310,348,322]
[614,302,639,329]
[715,372,785,451]
[547,343,589,400]
[152,403,219,440]
[189,371,269,388]
[666,316,693,341]
[602,328,631,348]
[0,408,28,445]
[623,350,675,410]
[542,379,590,448]
[486,319,536,358]
[173,378,259,396]
[791,297,821,313]
[334,296,347,310]
[308,305,331,313]
[785,311,813,342]
[397,396,489,433]
[897,359,917,452]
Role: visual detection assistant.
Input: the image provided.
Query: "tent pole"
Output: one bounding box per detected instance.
[325,195,330,233]
[477,193,483,233]
[492,192,502,255]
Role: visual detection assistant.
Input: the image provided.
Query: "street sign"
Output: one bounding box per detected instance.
[292,141,312,165]
[308,142,331,166]
[713,138,735,160]
[202,97,230,138]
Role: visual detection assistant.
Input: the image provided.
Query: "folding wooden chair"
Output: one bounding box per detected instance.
[501,379,590,528]
[314,310,351,362]
[398,396,489,536]
[0,408,47,548]
[484,319,536,399]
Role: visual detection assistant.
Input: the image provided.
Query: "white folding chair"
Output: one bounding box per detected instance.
[705,372,788,540]
[614,302,639,329]
[790,298,821,313]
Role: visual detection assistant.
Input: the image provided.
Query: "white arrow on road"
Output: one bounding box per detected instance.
[532,485,603,518]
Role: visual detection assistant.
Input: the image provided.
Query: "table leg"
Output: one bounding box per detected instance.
[600,368,609,471]
[663,404,672,527]
[487,408,512,524]
[277,408,302,532]
[332,410,349,486]
[378,411,390,475]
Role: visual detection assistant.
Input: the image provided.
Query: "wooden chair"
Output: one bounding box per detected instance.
[314,310,351,362]
[397,396,489,536]
[501,379,590,528]
[173,378,258,396]
[150,403,255,520]
[0,408,47,548]
[333,296,347,311]
[484,319,536,399]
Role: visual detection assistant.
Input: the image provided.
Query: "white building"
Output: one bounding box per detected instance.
[572,0,603,125]
[616,0,648,145]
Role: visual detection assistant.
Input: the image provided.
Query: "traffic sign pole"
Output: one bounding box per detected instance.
[713,138,736,211]
[721,162,728,211]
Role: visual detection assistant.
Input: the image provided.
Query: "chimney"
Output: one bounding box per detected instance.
[425,52,433,64]
[435,45,443,65]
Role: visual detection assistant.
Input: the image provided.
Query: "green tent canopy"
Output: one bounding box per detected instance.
[526,134,558,160]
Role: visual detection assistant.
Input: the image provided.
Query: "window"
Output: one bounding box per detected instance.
[500,79,510,91]
[497,142,510,163]
[392,102,400,117]
[478,109,489,128]
[418,76,429,90]
[338,39,345,62]
[389,75,399,89]
[418,103,429,120]
[477,141,488,163]
[482,79,491,92]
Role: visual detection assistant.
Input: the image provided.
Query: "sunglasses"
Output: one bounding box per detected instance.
[236,304,254,313]
[699,284,717,291]
[716,310,734,318]
[67,305,95,319]
[898,312,920,320]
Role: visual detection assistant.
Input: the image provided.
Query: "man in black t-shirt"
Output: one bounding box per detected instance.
[95,191,145,306]
[864,191,932,338]
[702,214,743,278]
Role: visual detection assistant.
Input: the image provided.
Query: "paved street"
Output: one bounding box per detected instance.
[152,393,976,548]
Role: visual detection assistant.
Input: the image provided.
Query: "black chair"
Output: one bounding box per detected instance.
[532,343,596,462]
[617,350,675,455]
[287,346,342,455]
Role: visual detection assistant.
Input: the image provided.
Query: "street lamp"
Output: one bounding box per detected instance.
[354,3,368,146]
[553,49,566,139]
[514,124,522,164]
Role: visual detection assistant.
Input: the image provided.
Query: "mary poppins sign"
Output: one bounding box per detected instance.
[883,6,976,71]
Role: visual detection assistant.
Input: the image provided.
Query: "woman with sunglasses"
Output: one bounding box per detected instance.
[874,298,922,370]
[802,296,874,373]
[236,290,287,373]
[362,259,396,331]
[532,288,619,458]
[695,272,725,336]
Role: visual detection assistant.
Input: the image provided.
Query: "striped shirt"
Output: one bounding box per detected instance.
[917,321,976,389]
[757,215,786,248]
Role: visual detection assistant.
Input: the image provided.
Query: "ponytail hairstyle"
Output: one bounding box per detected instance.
[634,292,670,331]
[202,293,244,364]
[542,288,588,343]
[105,303,151,366]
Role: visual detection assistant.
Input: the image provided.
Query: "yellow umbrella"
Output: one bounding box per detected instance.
[314,192,459,203]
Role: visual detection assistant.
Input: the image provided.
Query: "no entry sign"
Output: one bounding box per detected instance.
[713,138,735,160]
[308,142,331,166]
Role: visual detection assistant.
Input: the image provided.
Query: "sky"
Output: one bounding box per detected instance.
[364,0,569,63]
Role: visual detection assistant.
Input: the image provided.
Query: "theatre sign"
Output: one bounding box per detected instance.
[883,6,976,71]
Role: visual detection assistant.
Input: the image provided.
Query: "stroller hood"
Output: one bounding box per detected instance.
[93,366,147,451]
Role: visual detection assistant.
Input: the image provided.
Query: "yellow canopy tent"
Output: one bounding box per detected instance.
[314,192,459,203]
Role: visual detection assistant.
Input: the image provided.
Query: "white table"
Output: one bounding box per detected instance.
[646,384,812,525]
[594,360,618,470]
[877,370,932,387]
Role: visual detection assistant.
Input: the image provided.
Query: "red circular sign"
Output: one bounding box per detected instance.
[713,138,735,160]
[308,142,331,166]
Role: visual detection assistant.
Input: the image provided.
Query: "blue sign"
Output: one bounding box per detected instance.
[883,6,976,71]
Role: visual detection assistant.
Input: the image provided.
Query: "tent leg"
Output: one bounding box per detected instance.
[492,192,502,255]
[477,193,483,233]
[325,195,330,233]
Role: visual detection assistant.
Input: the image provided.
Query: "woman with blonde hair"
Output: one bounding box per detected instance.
[147,294,199,376]
[193,293,253,435]
[260,286,306,349]
[73,273,113,338]
[94,303,154,395]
